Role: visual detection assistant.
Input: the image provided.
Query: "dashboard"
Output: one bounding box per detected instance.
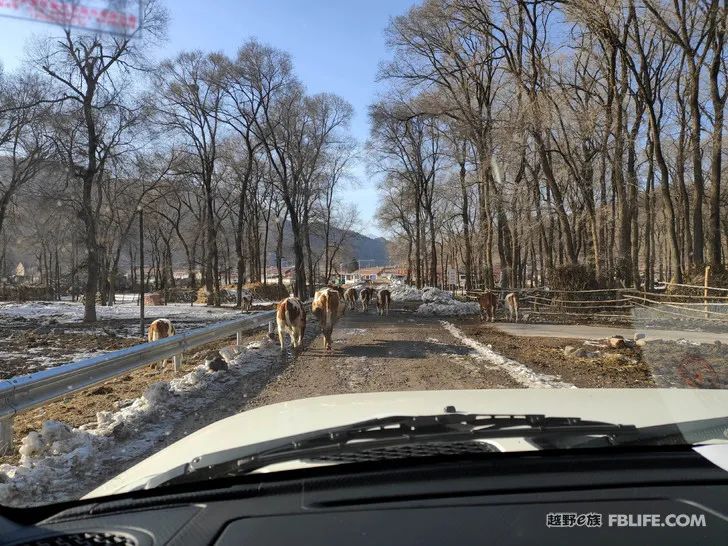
[2,448,727,546]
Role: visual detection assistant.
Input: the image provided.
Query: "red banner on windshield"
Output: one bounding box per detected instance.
[0,0,141,35]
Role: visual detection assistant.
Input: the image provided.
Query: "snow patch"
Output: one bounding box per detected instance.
[416,301,480,316]
[0,337,280,507]
[389,285,424,302]
[442,321,576,389]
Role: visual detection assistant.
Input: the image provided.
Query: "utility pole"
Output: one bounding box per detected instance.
[139,206,145,338]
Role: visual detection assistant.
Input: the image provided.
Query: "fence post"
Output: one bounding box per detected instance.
[173,353,182,373]
[704,265,711,320]
[0,416,12,456]
[268,321,276,339]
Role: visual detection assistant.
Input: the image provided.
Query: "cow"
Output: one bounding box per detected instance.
[312,287,341,351]
[276,296,306,350]
[344,287,358,310]
[327,284,346,314]
[240,288,254,312]
[359,287,373,311]
[376,289,391,316]
[505,292,520,322]
[328,284,345,299]
[477,291,498,322]
[147,318,176,369]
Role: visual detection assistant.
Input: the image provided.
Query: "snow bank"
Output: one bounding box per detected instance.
[0,339,278,506]
[389,285,424,302]
[442,321,576,389]
[416,301,480,316]
[389,285,459,304]
[421,287,455,303]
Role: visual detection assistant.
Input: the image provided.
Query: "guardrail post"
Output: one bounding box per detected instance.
[0,416,12,455]
[236,331,243,346]
[173,353,182,373]
[268,321,275,339]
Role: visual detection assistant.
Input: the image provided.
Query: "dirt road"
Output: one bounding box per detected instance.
[247,307,524,409]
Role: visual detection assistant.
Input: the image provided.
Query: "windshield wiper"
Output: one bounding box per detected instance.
[150,410,636,489]
[532,416,728,450]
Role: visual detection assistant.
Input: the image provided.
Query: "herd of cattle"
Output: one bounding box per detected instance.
[145,285,520,359]
[276,285,391,352]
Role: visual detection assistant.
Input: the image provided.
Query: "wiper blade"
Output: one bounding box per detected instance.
[533,416,728,450]
[153,411,635,488]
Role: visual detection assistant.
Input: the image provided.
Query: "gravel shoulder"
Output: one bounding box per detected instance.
[457,319,728,389]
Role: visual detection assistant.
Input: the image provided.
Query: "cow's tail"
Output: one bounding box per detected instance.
[285,299,294,325]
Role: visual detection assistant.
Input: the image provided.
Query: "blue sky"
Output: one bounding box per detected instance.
[0,0,419,237]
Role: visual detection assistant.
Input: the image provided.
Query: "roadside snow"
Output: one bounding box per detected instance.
[389,285,478,316]
[441,321,576,389]
[0,301,245,322]
[417,301,480,316]
[421,287,455,303]
[0,338,279,507]
[389,285,424,302]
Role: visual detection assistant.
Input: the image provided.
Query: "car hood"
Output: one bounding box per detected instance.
[85,388,728,498]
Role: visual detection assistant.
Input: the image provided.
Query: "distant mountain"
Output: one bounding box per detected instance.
[272,222,389,267]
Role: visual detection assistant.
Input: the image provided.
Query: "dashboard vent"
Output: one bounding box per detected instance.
[13,531,136,546]
[310,440,500,463]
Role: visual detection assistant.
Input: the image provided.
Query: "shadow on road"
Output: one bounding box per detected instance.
[338,339,471,359]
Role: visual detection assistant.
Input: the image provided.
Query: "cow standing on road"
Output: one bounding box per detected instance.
[360,287,373,311]
[276,296,306,350]
[376,289,391,316]
[328,285,345,314]
[477,291,498,322]
[312,287,341,351]
[344,287,358,310]
[505,292,519,322]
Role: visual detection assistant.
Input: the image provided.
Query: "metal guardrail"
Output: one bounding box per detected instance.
[0,310,277,454]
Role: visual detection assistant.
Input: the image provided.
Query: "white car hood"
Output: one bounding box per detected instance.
[86,388,728,498]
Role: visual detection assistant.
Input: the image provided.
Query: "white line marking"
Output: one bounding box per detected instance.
[441,321,576,389]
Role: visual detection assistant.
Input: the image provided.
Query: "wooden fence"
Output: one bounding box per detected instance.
[465,283,728,325]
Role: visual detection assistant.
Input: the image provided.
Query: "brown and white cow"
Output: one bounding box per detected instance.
[276,296,306,350]
[376,289,391,316]
[147,318,176,368]
[312,287,341,351]
[505,292,519,322]
[359,287,373,311]
[327,285,346,314]
[477,291,498,322]
[344,287,358,310]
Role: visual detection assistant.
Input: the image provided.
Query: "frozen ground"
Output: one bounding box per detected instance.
[0,301,269,379]
[0,300,246,323]
[441,321,576,389]
[0,336,284,507]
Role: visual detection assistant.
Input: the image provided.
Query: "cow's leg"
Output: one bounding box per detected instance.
[277,321,285,350]
[491,306,495,322]
[515,305,519,323]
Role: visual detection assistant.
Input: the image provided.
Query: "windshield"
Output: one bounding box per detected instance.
[0,0,726,509]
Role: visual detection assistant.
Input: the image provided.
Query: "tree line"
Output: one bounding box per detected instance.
[370,0,727,291]
[0,0,357,322]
